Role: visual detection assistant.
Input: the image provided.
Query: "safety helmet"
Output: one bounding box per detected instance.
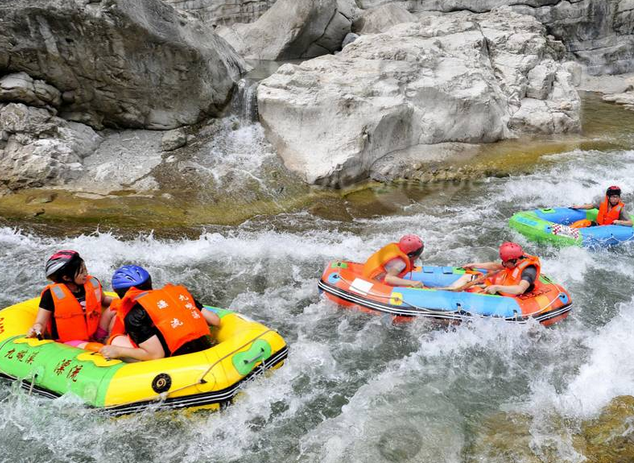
[398,234,424,257]
[606,185,622,197]
[45,250,80,278]
[111,265,151,290]
[499,242,524,262]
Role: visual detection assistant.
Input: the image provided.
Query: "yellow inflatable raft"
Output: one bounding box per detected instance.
[0,296,287,415]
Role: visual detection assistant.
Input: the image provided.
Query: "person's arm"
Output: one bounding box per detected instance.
[485,280,530,295]
[202,308,221,327]
[100,335,165,361]
[102,294,113,308]
[463,262,503,271]
[384,273,423,288]
[571,204,593,210]
[382,258,423,288]
[614,206,632,226]
[27,308,52,338]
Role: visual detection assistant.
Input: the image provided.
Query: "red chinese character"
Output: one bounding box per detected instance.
[26,352,38,364]
[16,351,26,362]
[54,359,72,375]
[0,317,4,335]
[67,365,83,382]
[4,348,15,359]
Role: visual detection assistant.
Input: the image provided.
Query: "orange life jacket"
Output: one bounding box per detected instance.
[487,255,541,297]
[362,243,413,281]
[42,276,102,342]
[110,284,209,355]
[597,197,625,225]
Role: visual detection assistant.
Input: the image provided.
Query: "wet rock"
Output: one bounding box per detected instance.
[353,3,416,34]
[0,72,62,109]
[258,8,581,186]
[577,395,634,462]
[63,130,164,194]
[217,0,360,60]
[161,129,188,152]
[603,88,634,111]
[0,0,246,130]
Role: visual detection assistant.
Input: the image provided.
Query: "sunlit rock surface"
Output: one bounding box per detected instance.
[0,0,246,130]
[258,8,581,186]
[217,0,359,60]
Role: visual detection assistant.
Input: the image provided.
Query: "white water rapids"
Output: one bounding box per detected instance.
[1,140,634,461]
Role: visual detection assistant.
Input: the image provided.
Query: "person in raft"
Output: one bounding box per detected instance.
[362,234,425,288]
[571,185,632,227]
[449,242,540,296]
[26,250,115,352]
[99,265,221,362]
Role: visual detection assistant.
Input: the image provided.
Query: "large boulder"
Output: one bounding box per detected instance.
[0,103,101,190]
[258,8,581,186]
[0,0,246,130]
[217,0,359,60]
[353,3,416,34]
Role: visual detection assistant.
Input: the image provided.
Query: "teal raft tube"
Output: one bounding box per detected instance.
[509,207,634,247]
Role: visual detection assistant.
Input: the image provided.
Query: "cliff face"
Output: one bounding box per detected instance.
[163,0,277,25]
[376,0,634,76]
[182,0,634,76]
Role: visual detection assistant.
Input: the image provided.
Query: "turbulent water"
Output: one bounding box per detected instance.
[3,131,634,460]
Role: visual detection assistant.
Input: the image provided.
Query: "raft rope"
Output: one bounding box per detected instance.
[104,328,276,410]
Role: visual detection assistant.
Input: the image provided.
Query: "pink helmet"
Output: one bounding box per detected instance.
[45,250,79,277]
[499,242,523,262]
[398,234,424,256]
[606,185,622,197]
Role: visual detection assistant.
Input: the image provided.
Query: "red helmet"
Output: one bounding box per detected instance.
[499,242,523,262]
[398,234,424,256]
[45,250,79,277]
[606,185,621,197]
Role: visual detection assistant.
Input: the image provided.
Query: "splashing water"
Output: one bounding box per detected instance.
[2,146,634,461]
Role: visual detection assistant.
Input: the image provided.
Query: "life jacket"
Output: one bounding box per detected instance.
[110,284,209,355]
[42,276,102,343]
[362,243,413,281]
[597,197,625,225]
[487,255,541,297]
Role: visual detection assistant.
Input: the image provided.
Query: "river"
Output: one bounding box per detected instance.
[1,90,634,462]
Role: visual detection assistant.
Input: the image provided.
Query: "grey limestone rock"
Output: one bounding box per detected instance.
[217,0,360,60]
[258,8,581,186]
[0,0,247,130]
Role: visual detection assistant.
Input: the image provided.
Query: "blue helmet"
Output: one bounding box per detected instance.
[112,265,151,290]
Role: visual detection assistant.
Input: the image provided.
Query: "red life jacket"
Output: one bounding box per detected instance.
[597,197,625,225]
[110,285,209,355]
[362,243,413,281]
[487,255,541,296]
[42,276,102,342]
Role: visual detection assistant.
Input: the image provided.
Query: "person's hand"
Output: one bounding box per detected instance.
[485,285,500,294]
[411,281,425,289]
[462,263,477,270]
[27,324,42,338]
[614,220,624,226]
[99,345,120,360]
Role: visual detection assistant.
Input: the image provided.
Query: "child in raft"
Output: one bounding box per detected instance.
[26,250,115,352]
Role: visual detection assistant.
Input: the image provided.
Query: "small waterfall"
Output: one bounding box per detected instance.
[229,77,260,124]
